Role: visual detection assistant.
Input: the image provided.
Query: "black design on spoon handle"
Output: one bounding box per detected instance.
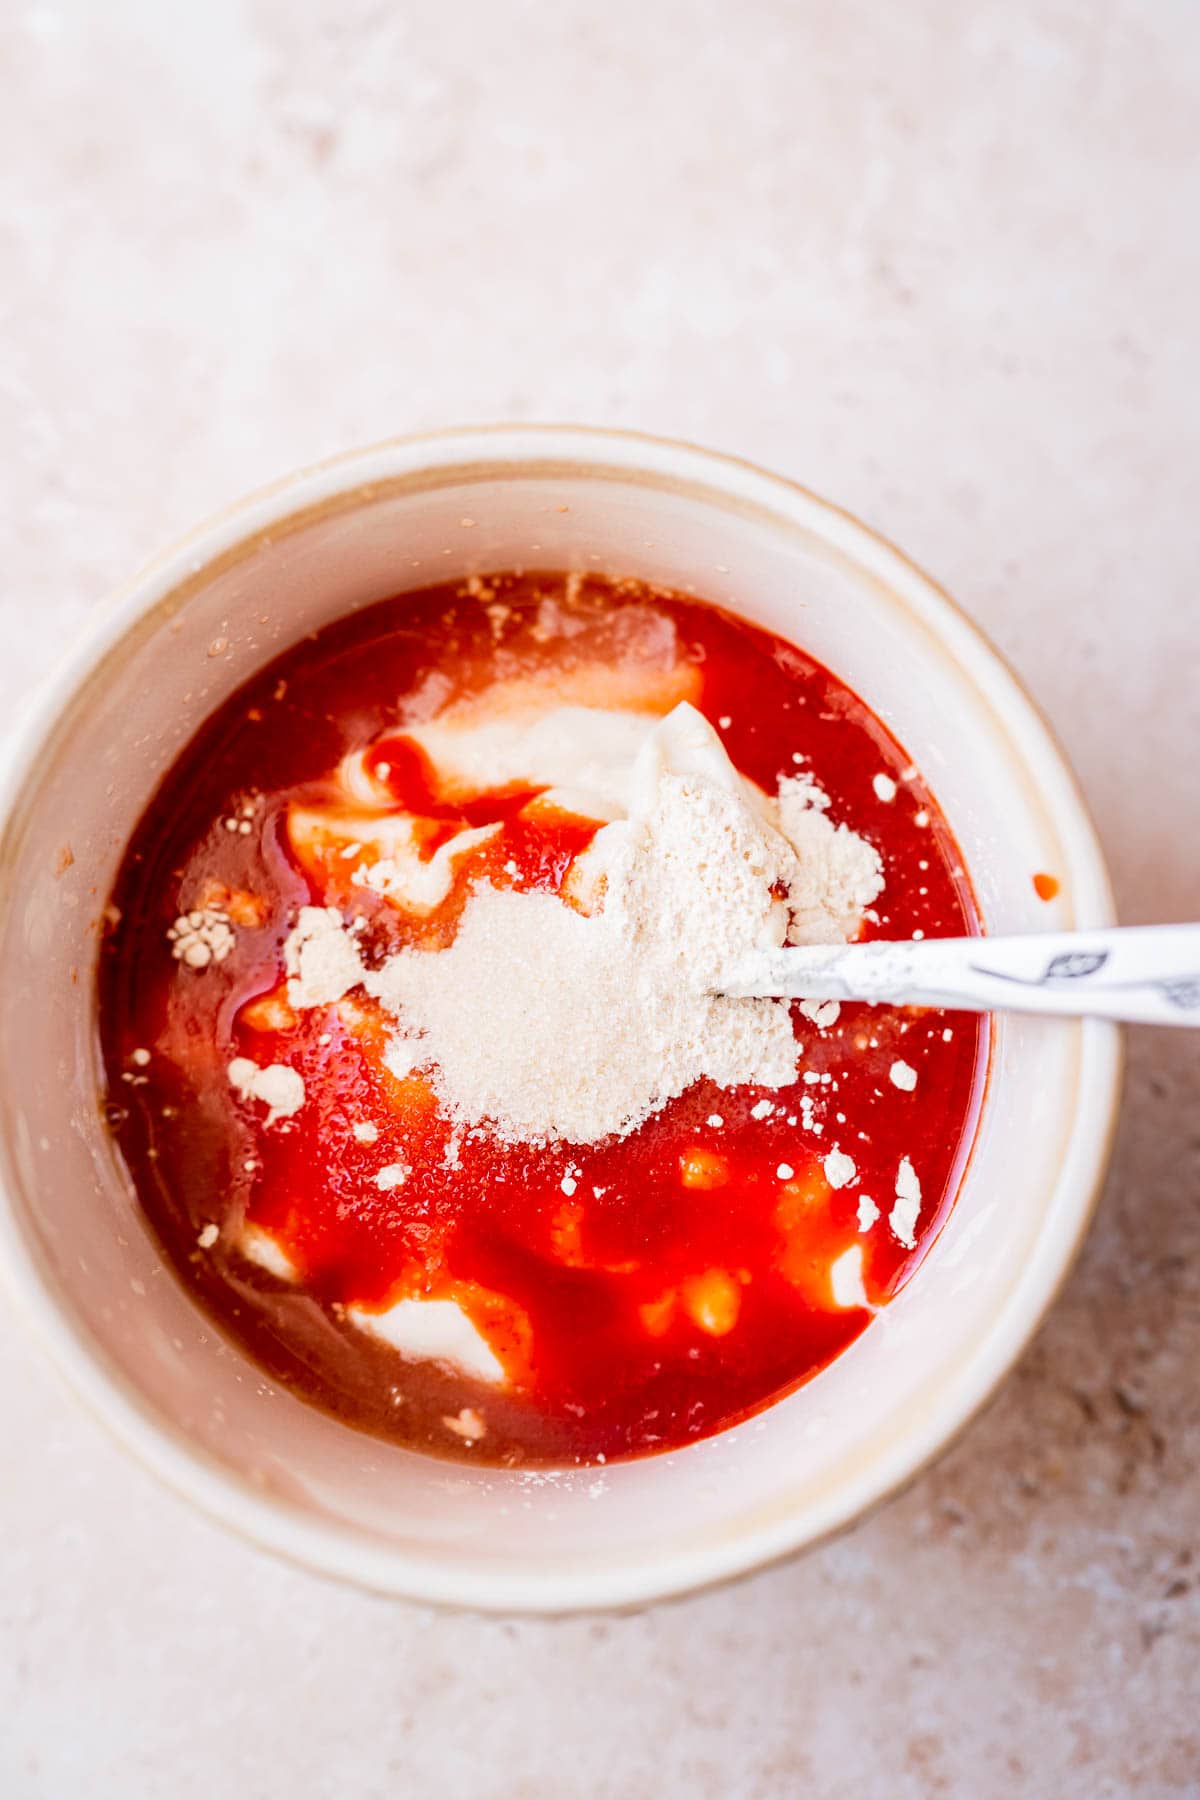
[1043,950,1110,980]
[969,943,1200,1013]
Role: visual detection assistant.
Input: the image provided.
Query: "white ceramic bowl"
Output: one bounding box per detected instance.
[0,427,1121,1613]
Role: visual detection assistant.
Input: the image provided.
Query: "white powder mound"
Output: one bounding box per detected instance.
[368,887,796,1144]
[281,703,885,1147]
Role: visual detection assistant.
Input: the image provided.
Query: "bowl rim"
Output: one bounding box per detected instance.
[0,423,1122,1614]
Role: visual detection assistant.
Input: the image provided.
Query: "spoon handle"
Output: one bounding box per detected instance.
[721,924,1200,1026]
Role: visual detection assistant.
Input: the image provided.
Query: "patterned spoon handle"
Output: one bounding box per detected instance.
[720,924,1200,1026]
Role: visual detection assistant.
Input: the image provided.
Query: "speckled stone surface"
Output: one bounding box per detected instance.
[2,2,1198,1794]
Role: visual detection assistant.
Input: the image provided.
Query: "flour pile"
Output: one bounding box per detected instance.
[284,704,883,1145]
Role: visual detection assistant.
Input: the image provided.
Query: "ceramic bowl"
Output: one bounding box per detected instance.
[0,427,1121,1612]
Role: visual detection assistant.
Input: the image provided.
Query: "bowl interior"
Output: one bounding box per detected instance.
[0,436,1116,1610]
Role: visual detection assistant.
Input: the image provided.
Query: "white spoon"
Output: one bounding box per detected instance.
[721,924,1200,1027]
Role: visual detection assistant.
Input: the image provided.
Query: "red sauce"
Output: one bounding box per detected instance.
[98,573,987,1465]
[1033,871,1060,902]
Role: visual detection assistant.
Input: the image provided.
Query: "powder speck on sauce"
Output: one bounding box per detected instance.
[373,1162,410,1191]
[856,1195,880,1232]
[823,1147,857,1189]
[799,998,841,1030]
[443,1406,487,1442]
[890,1156,923,1248]
[284,906,366,1009]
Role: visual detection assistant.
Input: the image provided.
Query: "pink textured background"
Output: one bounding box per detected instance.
[2,2,1198,1793]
